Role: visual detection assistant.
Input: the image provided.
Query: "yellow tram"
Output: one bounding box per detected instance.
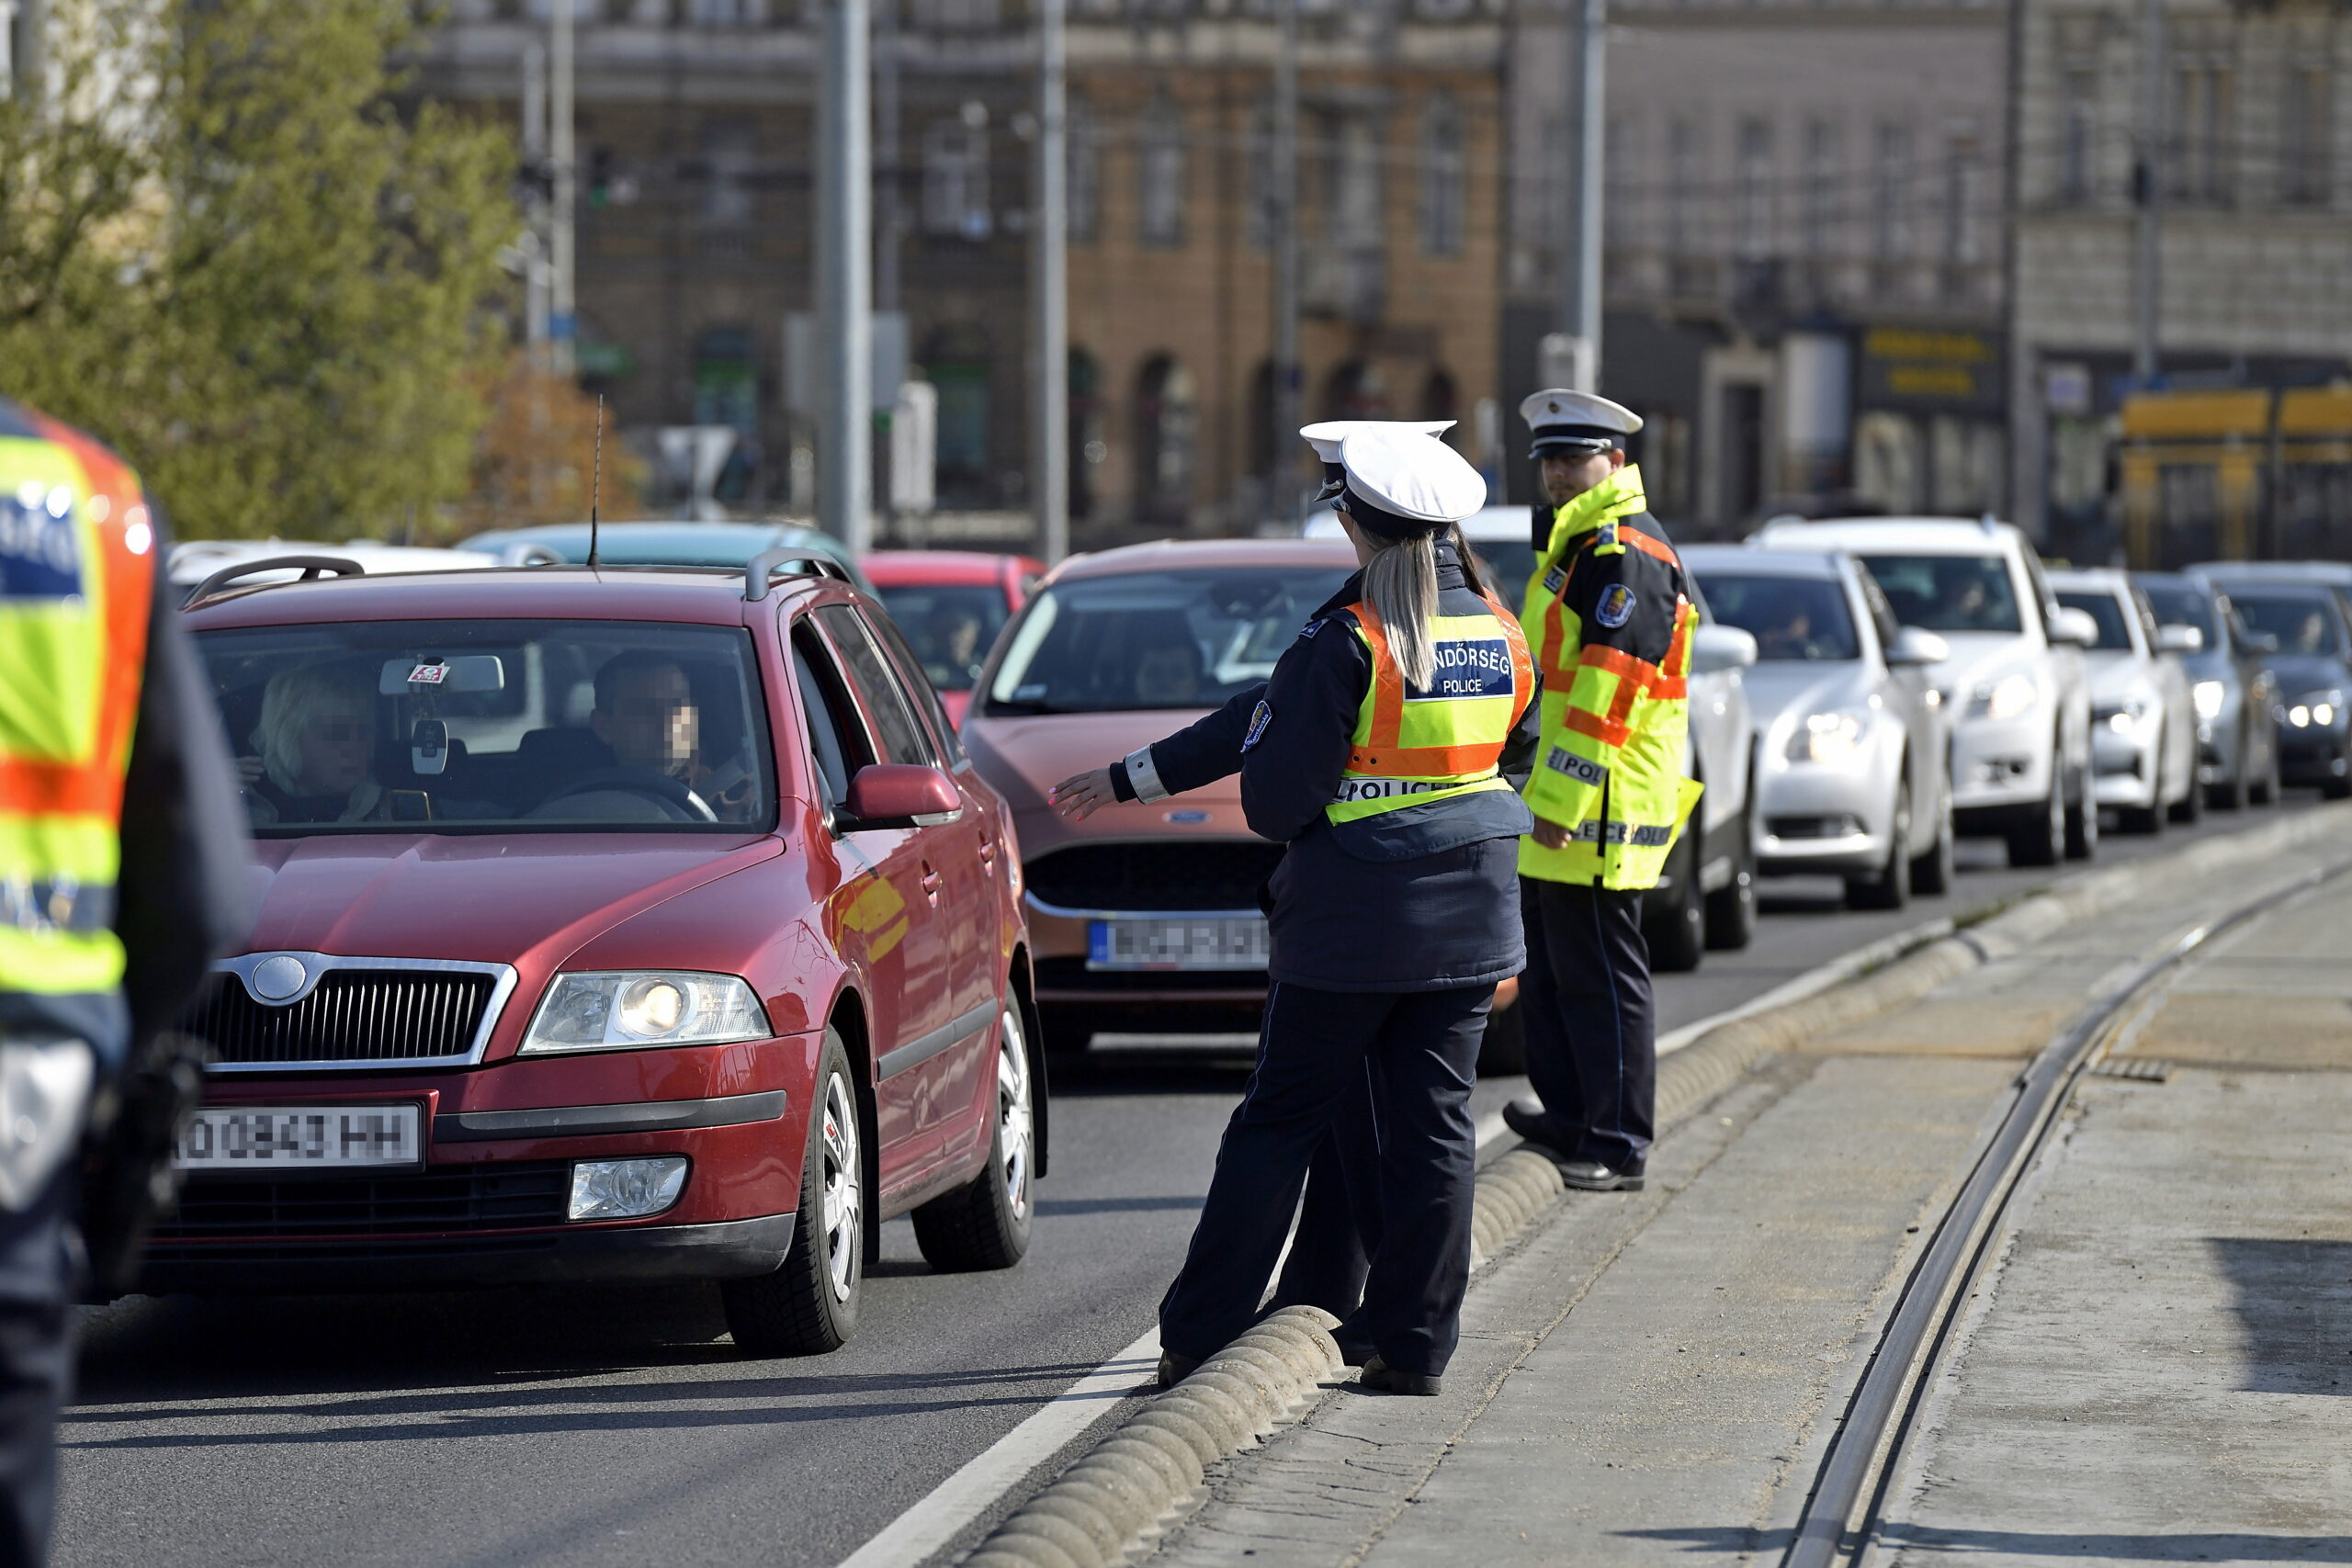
[2118,384,2352,568]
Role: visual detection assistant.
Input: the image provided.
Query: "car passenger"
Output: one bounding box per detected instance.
[586,650,758,821]
[241,662,391,826]
[924,601,989,689]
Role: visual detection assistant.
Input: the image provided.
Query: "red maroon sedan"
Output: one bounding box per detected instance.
[863,550,1043,726]
[161,556,1042,1356]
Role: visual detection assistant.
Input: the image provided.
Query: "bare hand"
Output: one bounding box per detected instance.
[1050,767,1119,821]
[235,755,266,786]
[1532,814,1573,850]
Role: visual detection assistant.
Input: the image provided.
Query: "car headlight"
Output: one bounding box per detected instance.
[2191,681,2226,720]
[2287,691,2345,729]
[1788,709,1871,763]
[520,972,770,1055]
[2099,696,2154,734]
[1969,673,2040,720]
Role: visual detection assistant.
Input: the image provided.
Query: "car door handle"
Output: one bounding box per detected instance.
[978,839,997,865]
[920,863,944,898]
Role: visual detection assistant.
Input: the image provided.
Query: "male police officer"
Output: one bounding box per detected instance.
[1500,390,1702,1192]
[0,398,250,1562]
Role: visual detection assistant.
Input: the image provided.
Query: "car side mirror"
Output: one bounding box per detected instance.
[2155,623,2204,655]
[2048,607,2100,647]
[1884,626,1951,667]
[842,763,964,829]
[1689,624,1758,674]
[2241,630,2280,657]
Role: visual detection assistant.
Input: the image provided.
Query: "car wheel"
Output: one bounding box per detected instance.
[2007,766,2065,868]
[1702,807,1757,952]
[1477,998,1527,1077]
[1645,827,1705,974]
[1910,777,1956,896]
[2327,745,2352,800]
[1849,781,1912,910]
[723,1029,863,1357]
[2064,764,2099,860]
[911,1002,1037,1272]
[2251,727,2281,805]
[2168,746,2204,824]
[2207,737,2247,812]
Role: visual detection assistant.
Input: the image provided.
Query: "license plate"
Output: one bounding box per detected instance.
[174,1105,423,1171]
[1088,917,1269,971]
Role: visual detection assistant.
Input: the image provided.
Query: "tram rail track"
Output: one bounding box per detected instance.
[1779,854,2352,1568]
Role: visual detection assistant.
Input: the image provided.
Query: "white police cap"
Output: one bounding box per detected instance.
[1332,428,1487,539]
[1298,419,1455,466]
[1520,389,1641,458]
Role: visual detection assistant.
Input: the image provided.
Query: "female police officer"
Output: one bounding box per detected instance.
[1052,427,1537,1395]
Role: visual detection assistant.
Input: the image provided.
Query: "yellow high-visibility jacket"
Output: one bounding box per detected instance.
[1517,464,1703,889]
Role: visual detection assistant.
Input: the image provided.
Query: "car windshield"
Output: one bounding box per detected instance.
[197,619,775,835]
[2233,592,2344,656]
[982,565,1351,715]
[873,582,1009,693]
[2056,590,2136,651]
[1859,553,2023,634]
[2140,581,2221,644]
[1695,572,1860,661]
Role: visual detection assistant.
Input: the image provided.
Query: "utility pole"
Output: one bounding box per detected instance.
[1552,0,1605,392]
[876,0,901,317]
[2132,0,2164,387]
[1033,0,1070,562]
[550,0,577,375]
[1269,0,1302,522]
[818,0,874,553]
[523,40,551,512]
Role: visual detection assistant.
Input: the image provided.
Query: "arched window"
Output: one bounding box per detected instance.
[1070,348,1103,521]
[1321,359,1389,421]
[1133,355,1199,525]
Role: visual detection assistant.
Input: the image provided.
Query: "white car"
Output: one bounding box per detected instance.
[1309,503,1760,967]
[2050,569,2201,833]
[1684,544,1954,908]
[1750,516,2099,868]
[172,539,505,602]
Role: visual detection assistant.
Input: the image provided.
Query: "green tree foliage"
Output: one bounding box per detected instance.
[0,0,518,539]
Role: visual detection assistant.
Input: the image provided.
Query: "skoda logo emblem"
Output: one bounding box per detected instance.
[250,954,309,1003]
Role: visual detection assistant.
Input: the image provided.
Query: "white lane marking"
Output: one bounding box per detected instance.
[1474,914,1956,1151]
[835,1325,1162,1568]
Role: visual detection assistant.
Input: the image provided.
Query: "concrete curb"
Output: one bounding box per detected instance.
[963,805,2352,1567]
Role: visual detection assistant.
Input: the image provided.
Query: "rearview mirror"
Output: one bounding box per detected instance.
[380,655,506,694]
[1689,624,1758,674]
[2155,623,2204,655]
[1884,626,1951,667]
[842,763,964,829]
[2047,607,2100,647]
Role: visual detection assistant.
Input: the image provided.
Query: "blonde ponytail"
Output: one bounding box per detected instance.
[1363,531,1442,690]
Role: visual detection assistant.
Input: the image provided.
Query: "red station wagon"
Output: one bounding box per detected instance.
[156,553,1044,1355]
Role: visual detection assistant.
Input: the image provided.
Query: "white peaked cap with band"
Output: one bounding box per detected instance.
[1519,389,1641,459]
[1298,418,1455,466]
[1331,428,1487,540]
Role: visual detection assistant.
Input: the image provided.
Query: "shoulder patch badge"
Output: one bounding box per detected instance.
[1241,699,1274,752]
[1297,617,1323,639]
[1595,582,1636,629]
[1542,564,1566,595]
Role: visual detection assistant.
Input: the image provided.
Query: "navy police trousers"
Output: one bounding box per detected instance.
[1518,878,1657,1175]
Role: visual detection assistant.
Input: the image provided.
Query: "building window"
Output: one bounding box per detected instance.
[1330,114,1384,251]
[2060,66,2098,204]
[1247,99,1276,252]
[1419,94,1465,256]
[1069,93,1101,243]
[1605,113,1640,249]
[1801,118,1839,257]
[1872,119,1914,259]
[1943,124,1983,267]
[2281,64,2332,207]
[1138,96,1187,249]
[922,118,991,240]
[699,121,755,229]
[2167,62,2233,206]
[1734,117,1774,261]
[1667,117,1702,256]
[1133,354,1198,523]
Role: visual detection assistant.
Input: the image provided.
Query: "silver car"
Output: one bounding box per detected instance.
[1684,545,1954,908]
[2050,569,2201,833]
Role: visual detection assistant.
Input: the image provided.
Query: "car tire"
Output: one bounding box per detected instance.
[1910,777,1956,897]
[1848,781,1912,910]
[1477,998,1527,1077]
[2007,766,2065,868]
[911,1002,1036,1272]
[2168,750,2204,824]
[1702,807,1757,952]
[2064,764,2099,860]
[723,1028,864,1357]
[1645,826,1705,974]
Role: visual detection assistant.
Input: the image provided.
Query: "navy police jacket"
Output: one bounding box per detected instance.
[1111,540,1541,993]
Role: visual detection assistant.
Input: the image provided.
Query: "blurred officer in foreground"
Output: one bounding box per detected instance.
[1500,390,1702,1193]
[1055,427,1536,1396]
[0,398,250,1564]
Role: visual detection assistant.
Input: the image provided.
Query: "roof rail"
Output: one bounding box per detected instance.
[184,555,365,608]
[744,547,850,603]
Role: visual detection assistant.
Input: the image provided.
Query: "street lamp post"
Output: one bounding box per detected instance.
[818,0,875,554]
[1034,0,1070,563]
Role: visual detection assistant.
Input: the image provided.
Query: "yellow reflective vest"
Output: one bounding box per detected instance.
[0,401,156,1001]
[1517,464,1703,889]
[1328,592,1534,825]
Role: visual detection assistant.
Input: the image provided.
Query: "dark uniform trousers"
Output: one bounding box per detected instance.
[0,1176,72,1568]
[1269,1073,1380,1342]
[1519,878,1657,1175]
[1159,982,1491,1377]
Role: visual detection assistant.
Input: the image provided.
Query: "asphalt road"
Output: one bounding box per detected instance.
[53,793,2323,1568]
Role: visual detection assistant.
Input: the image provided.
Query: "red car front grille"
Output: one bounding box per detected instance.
[185,971,496,1066]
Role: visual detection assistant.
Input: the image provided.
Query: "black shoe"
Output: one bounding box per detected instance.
[1502,1099,1577,1159]
[1156,1351,1199,1388]
[1559,1161,1644,1192]
[1357,1355,1442,1397]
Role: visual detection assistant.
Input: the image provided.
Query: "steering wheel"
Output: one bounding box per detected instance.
[533,766,718,823]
